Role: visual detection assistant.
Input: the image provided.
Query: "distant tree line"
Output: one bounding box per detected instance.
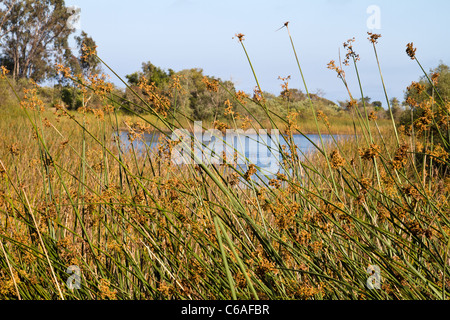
[1,0,449,126]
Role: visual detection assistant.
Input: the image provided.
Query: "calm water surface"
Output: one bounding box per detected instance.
[117,131,350,182]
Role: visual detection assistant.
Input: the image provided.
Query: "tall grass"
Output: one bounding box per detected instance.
[0,29,448,300]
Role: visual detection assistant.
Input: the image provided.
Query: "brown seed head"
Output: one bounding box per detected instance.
[343,37,360,65]
[431,72,440,86]
[327,60,345,79]
[317,110,330,128]
[407,81,426,95]
[235,90,248,105]
[368,111,378,121]
[391,145,409,170]
[278,75,291,99]
[253,86,264,103]
[244,164,257,181]
[359,144,381,161]
[346,99,358,110]
[330,150,346,169]
[406,42,417,60]
[235,33,245,42]
[367,32,382,44]
[1,65,9,78]
[224,99,234,116]
[201,76,219,93]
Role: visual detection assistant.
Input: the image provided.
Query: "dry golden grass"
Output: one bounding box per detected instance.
[0,32,449,301]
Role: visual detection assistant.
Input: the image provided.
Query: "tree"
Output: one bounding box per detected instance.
[388,97,403,121]
[362,96,371,104]
[405,63,450,104]
[428,63,450,100]
[124,63,236,120]
[56,30,100,110]
[0,0,73,82]
[177,68,234,121]
[372,101,382,111]
[390,97,400,107]
[126,61,173,87]
[315,88,325,98]
[74,31,101,77]
[286,88,305,102]
[0,0,15,39]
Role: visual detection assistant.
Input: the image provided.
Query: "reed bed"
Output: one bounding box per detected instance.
[0,28,448,300]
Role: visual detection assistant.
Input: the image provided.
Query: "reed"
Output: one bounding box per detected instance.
[0,29,448,300]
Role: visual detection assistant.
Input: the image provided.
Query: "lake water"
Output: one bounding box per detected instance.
[118,130,348,181]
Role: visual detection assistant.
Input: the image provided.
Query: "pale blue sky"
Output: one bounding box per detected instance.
[65,0,450,106]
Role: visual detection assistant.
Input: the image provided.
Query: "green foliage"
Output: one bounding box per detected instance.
[74,31,101,77]
[429,63,450,99]
[402,63,450,128]
[405,63,450,103]
[126,61,173,87]
[372,101,382,111]
[124,65,235,121]
[123,61,351,124]
[180,68,235,121]
[60,86,82,110]
[388,97,403,121]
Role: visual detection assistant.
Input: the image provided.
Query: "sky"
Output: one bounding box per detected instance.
[65,0,450,106]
